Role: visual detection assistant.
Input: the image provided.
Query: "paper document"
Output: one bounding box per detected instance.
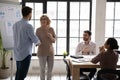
[72,58,91,63]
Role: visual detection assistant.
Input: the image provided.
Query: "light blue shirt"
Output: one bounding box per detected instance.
[13,18,40,61]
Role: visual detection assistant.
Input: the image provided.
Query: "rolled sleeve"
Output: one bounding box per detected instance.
[26,24,41,45]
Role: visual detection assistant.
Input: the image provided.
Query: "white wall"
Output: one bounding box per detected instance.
[29,58,66,74]
[10,57,66,75]
[95,0,106,54]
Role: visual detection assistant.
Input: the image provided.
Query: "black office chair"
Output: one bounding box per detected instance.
[97,69,120,80]
[63,58,90,80]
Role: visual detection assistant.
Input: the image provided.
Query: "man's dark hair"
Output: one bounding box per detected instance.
[22,6,32,17]
[84,30,92,36]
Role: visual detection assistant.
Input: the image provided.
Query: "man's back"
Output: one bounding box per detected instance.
[13,18,39,61]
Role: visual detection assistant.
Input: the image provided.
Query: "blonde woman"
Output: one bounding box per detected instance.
[36,14,56,80]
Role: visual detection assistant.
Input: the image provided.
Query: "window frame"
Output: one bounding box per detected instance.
[105,0,120,47]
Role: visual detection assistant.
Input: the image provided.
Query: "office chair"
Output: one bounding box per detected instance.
[97,69,120,80]
[63,58,90,80]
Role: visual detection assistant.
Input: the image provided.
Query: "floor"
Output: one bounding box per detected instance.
[0,74,97,80]
[0,74,66,80]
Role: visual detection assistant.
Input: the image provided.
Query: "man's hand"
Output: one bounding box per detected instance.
[36,43,41,46]
[82,47,90,54]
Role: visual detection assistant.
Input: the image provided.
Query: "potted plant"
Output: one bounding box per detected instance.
[63,51,68,58]
[0,32,10,79]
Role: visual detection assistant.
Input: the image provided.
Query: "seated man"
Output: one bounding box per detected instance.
[75,30,96,80]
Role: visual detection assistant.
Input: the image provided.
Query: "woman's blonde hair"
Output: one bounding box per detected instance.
[40,14,51,26]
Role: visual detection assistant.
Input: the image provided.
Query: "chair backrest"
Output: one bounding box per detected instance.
[63,58,90,80]
[97,69,120,80]
[63,58,71,80]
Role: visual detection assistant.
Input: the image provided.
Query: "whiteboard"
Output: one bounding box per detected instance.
[0,2,22,50]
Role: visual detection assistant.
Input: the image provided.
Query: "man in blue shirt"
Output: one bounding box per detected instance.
[13,6,40,80]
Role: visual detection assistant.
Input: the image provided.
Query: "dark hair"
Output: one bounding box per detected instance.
[22,6,32,17]
[105,38,119,50]
[84,30,92,36]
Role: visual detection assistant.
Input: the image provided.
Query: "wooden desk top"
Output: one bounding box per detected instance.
[69,55,120,68]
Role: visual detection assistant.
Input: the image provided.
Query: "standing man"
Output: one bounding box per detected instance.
[75,30,96,80]
[13,6,40,80]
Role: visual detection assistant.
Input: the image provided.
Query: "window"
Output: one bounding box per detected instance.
[106,0,120,46]
[69,2,90,55]
[47,2,67,55]
[22,0,92,56]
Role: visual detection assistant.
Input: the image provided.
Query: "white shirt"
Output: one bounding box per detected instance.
[75,41,96,55]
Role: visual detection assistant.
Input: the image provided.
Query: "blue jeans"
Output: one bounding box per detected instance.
[15,55,31,80]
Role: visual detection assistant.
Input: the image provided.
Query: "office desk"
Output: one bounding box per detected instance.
[69,55,120,80]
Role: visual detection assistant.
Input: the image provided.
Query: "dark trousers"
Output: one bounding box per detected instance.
[15,55,31,80]
[80,68,97,80]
